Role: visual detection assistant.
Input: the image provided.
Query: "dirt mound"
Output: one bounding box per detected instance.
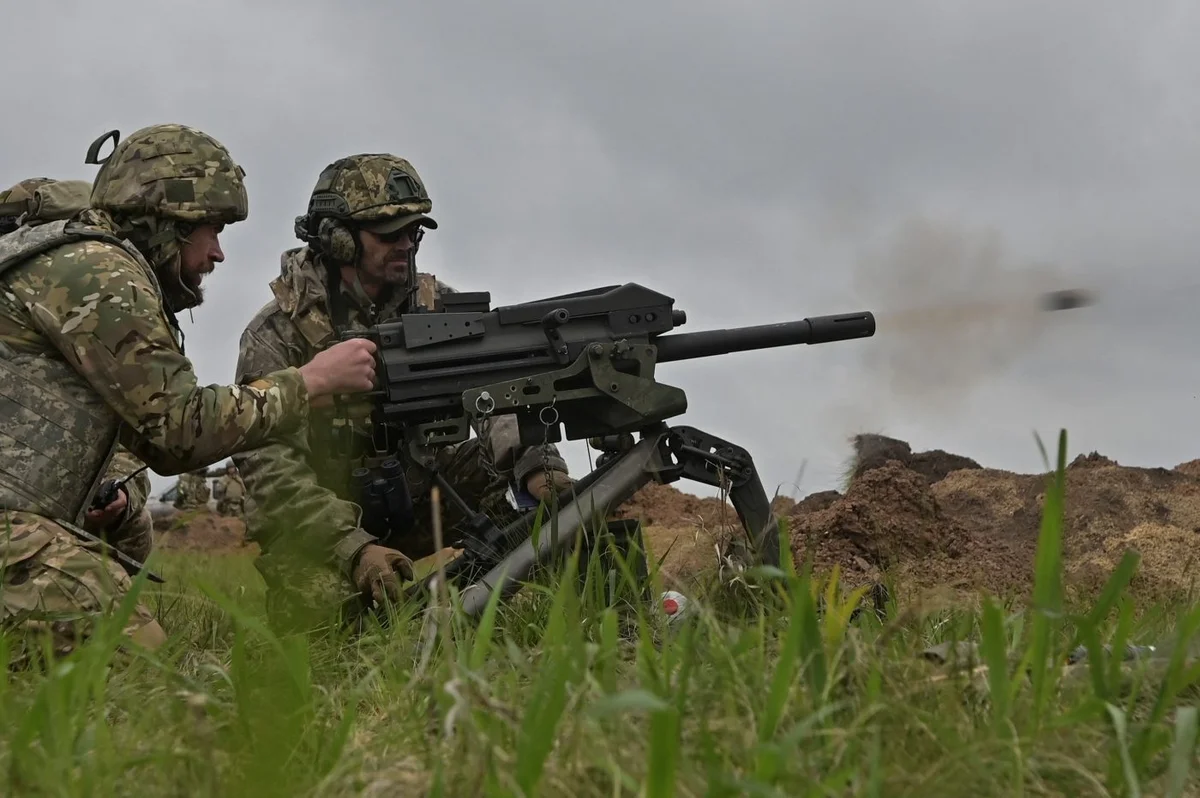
[155,509,251,553]
[850,433,983,484]
[790,460,967,588]
[154,435,1200,607]
[612,483,802,587]
[787,434,1200,606]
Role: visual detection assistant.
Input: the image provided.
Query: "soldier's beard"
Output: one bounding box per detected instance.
[373,253,410,287]
[156,255,203,312]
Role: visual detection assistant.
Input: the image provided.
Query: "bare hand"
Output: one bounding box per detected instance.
[84,488,128,532]
[300,338,378,399]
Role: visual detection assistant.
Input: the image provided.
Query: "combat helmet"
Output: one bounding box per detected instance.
[295,153,437,265]
[87,124,248,225]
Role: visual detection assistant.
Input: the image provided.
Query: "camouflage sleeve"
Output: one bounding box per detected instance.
[21,242,310,475]
[233,320,375,578]
[107,505,154,563]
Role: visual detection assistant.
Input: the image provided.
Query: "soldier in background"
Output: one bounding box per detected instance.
[214,463,246,518]
[173,468,212,510]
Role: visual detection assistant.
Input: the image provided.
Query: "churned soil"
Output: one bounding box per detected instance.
[788,435,1200,607]
[155,509,253,553]
[160,434,1200,606]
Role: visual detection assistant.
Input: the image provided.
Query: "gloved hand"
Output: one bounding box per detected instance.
[83,485,129,532]
[352,544,415,606]
[524,469,573,502]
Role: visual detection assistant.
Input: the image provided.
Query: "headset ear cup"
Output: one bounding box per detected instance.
[317,218,358,264]
[331,223,357,264]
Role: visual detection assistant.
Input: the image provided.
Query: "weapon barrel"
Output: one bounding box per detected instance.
[654,311,875,363]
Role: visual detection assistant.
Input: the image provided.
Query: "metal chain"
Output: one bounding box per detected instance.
[537,397,560,501]
[472,391,503,485]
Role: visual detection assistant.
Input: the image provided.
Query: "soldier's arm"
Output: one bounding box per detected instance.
[21,243,309,475]
[233,321,376,577]
[107,505,154,563]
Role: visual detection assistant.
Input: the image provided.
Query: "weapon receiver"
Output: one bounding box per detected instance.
[338,282,875,614]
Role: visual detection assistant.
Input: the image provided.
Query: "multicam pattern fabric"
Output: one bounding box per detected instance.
[233,245,569,593]
[0,512,162,664]
[90,124,248,225]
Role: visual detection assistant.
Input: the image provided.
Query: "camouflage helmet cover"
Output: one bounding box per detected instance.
[303,153,437,235]
[88,124,249,225]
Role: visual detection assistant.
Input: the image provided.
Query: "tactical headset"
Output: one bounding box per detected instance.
[294,191,364,266]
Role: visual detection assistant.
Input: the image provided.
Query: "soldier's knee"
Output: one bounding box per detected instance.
[128,617,167,650]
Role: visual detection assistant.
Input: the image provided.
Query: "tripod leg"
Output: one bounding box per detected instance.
[664,426,782,568]
[459,431,669,617]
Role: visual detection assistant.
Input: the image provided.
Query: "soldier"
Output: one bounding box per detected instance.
[0,124,380,661]
[215,463,246,518]
[1,177,158,564]
[172,468,211,510]
[234,153,572,627]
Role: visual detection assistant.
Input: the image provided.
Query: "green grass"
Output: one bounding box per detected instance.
[4,428,1200,796]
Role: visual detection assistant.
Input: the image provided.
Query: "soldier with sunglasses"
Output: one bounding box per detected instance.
[234,154,572,630]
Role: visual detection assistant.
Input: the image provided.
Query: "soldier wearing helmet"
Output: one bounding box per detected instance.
[0,125,380,663]
[234,153,572,627]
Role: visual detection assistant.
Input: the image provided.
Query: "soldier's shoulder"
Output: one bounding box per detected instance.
[242,292,310,348]
[244,296,285,334]
[239,294,311,356]
[40,238,140,274]
[3,239,141,296]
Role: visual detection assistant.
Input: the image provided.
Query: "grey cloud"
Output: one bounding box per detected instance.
[2,0,1197,502]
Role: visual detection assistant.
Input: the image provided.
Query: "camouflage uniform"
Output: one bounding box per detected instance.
[214,466,246,518]
[233,153,570,625]
[173,469,211,510]
[1,177,156,563]
[0,125,312,661]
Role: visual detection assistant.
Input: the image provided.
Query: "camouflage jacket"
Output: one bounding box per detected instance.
[0,211,311,525]
[216,473,246,501]
[233,245,569,578]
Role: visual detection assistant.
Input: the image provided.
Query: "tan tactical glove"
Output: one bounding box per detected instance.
[352,544,416,606]
[524,469,573,502]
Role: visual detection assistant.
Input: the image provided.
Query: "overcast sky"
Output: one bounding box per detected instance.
[3,0,1198,503]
